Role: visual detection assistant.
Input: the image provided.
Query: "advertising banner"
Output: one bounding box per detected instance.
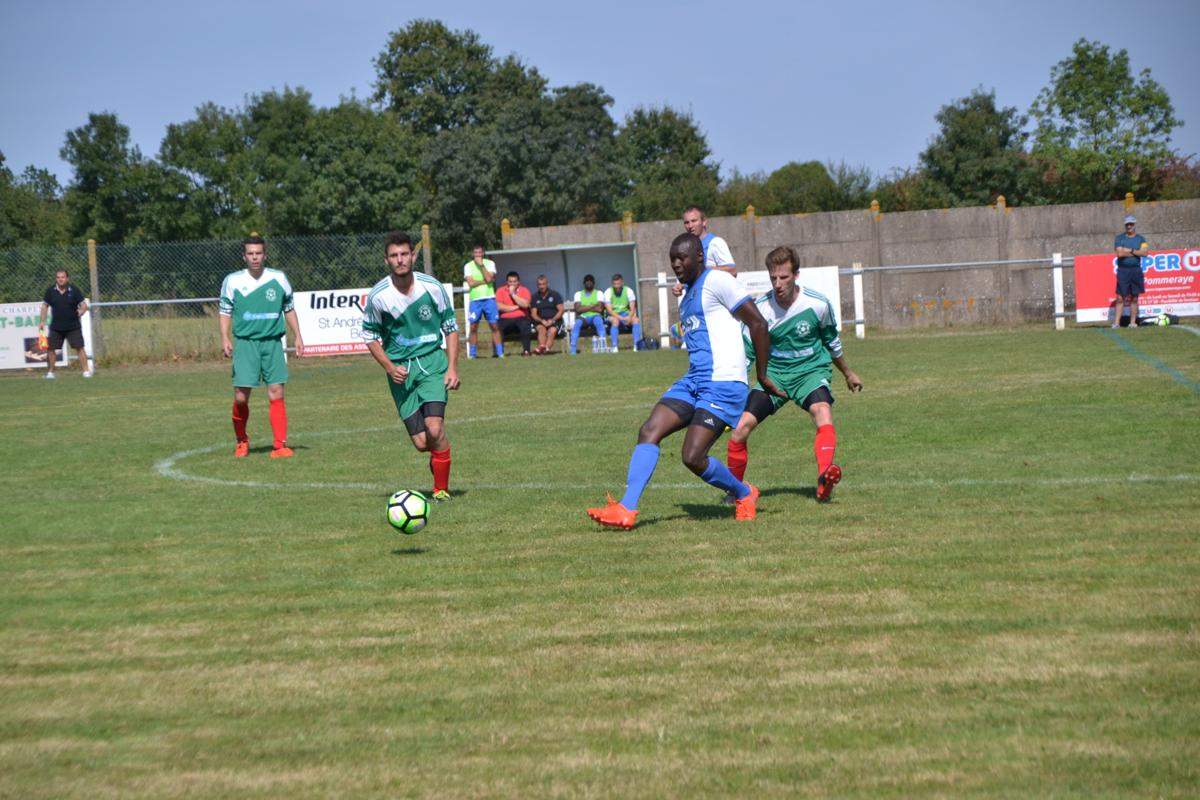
[0,301,93,370]
[737,266,843,329]
[295,283,457,356]
[1075,249,1200,323]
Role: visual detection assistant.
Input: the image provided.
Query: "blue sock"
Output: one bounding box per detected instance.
[632,322,643,347]
[494,342,503,356]
[468,342,476,358]
[610,327,619,349]
[700,456,749,499]
[620,443,660,510]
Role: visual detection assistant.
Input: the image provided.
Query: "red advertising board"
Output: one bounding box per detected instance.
[1074,248,1200,323]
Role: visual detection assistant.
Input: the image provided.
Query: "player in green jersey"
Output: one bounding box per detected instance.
[725,246,863,503]
[362,232,461,500]
[219,234,304,459]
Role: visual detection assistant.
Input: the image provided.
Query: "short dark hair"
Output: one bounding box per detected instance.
[612,273,623,281]
[536,274,548,281]
[384,231,413,253]
[506,270,519,280]
[670,232,703,263]
[473,244,485,251]
[583,274,595,283]
[765,246,799,272]
[683,205,706,218]
[55,268,69,277]
[243,233,265,249]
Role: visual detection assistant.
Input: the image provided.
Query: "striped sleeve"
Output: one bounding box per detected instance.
[361,284,384,343]
[818,295,843,358]
[218,274,234,316]
[431,277,458,334]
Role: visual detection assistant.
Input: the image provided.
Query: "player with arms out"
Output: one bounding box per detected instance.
[725,246,863,503]
[219,233,304,458]
[587,233,783,529]
[363,232,461,501]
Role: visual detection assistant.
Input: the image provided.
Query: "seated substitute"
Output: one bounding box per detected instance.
[530,275,565,354]
[570,274,607,355]
[603,273,643,351]
[495,271,533,356]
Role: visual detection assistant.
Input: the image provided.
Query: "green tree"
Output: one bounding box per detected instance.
[872,168,950,213]
[0,153,70,247]
[617,106,719,221]
[60,112,147,242]
[1030,39,1181,202]
[761,160,839,214]
[372,19,494,136]
[920,88,1036,206]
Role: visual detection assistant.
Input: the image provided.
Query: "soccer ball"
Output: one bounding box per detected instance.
[1156,312,1171,327]
[387,490,429,534]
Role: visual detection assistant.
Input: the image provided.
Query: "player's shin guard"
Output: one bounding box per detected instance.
[620,443,659,510]
[269,398,287,449]
[727,439,748,482]
[232,401,250,443]
[430,447,451,493]
[814,424,836,474]
[700,456,750,500]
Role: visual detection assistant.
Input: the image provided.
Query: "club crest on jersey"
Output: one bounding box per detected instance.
[418,304,433,320]
[266,288,277,301]
[797,320,812,335]
[681,315,702,333]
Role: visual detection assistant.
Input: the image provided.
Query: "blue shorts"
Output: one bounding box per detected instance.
[612,313,635,329]
[661,376,748,429]
[1115,267,1144,297]
[468,298,499,325]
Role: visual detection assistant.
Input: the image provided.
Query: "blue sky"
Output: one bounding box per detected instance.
[2,0,1197,185]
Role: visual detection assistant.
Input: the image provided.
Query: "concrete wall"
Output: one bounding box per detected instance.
[503,198,1200,331]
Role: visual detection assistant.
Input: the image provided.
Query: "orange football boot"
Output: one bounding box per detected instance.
[234,441,250,458]
[815,464,841,503]
[587,493,638,529]
[270,446,295,459]
[734,483,760,521]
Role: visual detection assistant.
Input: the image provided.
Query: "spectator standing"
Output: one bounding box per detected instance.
[495,271,534,356]
[1112,214,1149,328]
[530,275,565,354]
[603,273,643,351]
[570,274,608,355]
[463,245,502,358]
[39,269,91,379]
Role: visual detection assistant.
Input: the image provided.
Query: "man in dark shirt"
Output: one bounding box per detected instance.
[529,274,565,354]
[39,269,91,378]
[1112,214,1149,327]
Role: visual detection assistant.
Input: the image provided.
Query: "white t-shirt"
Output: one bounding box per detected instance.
[705,235,735,270]
[678,269,751,383]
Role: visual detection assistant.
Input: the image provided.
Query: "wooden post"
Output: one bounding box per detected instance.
[421,224,433,276]
[621,210,634,242]
[744,205,756,272]
[1124,192,1135,211]
[501,218,512,249]
[86,238,104,359]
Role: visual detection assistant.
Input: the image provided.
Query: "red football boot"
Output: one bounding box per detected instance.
[816,464,841,503]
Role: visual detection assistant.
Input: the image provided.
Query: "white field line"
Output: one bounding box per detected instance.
[1177,325,1200,337]
[155,405,1200,494]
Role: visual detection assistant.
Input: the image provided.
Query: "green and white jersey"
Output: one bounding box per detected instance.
[218,268,294,340]
[362,273,458,363]
[463,259,497,301]
[603,286,635,314]
[744,287,842,375]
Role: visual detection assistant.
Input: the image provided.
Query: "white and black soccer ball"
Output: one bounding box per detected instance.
[387,490,429,534]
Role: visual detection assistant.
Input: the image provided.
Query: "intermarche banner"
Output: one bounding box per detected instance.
[294,283,457,356]
[1075,248,1200,323]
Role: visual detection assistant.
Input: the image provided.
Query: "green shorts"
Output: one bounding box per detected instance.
[757,366,833,413]
[232,337,288,387]
[387,348,449,423]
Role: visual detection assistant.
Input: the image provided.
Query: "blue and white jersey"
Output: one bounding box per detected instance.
[700,232,735,270]
[679,268,752,383]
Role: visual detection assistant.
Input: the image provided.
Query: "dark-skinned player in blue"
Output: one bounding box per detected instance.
[587,233,785,529]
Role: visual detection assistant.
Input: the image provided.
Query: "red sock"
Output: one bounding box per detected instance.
[269,398,288,449]
[727,439,748,482]
[232,402,249,443]
[430,446,451,493]
[814,424,836,475]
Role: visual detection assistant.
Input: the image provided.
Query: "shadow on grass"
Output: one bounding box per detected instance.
[677,504,732,521]
[391,547,428,556]
[249,444,311,455]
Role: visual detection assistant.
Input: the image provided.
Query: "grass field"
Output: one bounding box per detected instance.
[2,326,1198,798]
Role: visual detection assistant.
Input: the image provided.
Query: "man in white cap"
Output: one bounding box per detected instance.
[1112,214,1149,327]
